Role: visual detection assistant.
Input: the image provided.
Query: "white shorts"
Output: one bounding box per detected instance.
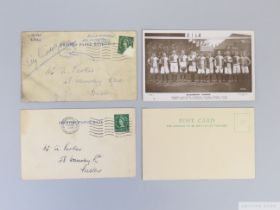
[179,62,187,72]
[205,67,214,74]
[241,66,250,74]
[224,64,232,74]
[197,68,205,74]
[170,63,179,73]
[233,64,241,74]
[188,64,197,72]
[150,67,158,74]
[215,66,223,74]
[208,63,214,74]
[160,66,169,74]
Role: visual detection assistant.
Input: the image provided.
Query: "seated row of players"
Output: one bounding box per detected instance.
[147,50,251,82]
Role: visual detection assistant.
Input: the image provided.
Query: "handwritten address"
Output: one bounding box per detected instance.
[42,142,103,174]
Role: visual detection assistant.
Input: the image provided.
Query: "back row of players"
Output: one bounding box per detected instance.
[147,50,251,82]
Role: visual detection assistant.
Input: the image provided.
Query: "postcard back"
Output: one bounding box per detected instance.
[143,108,255,180]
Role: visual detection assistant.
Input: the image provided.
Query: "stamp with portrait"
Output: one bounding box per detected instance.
[118,36,134,54]
[114,114,129,132]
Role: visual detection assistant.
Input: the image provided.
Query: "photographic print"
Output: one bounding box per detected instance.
[143,30,255,101]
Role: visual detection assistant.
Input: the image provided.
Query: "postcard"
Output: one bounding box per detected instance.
[143,30,255,101]
[21,108,135,180]
[142,108,255,180]
[21,31,136,101]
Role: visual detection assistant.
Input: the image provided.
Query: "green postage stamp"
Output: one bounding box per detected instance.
[114,114,129,132]
[118,36,134,54]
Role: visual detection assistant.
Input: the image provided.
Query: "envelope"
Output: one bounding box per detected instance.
[21,108,135,180]
[21,31,136,101]
[143,108,255,180]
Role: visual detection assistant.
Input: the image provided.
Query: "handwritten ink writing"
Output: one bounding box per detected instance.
[43,142,103,174]
[64,143,82,152]
[108,77,123,86]
[81,165,102,174]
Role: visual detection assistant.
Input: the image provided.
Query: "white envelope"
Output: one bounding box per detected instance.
[21,31,137,101]
[21,108,135,180]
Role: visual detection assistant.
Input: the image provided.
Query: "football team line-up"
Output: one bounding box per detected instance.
[147,50,251,83]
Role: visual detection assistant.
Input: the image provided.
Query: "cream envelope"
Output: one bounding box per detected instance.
[143,108,255,180]
[21,31,136,101]
[21,108,135,180]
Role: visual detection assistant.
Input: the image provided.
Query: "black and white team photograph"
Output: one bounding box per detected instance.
[143,30,255,101]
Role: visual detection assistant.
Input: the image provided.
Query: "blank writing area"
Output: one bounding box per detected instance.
[142,108,255,180]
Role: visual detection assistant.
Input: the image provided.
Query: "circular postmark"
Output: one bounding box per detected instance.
[60,117,80,134]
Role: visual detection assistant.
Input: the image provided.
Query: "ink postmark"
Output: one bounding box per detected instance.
[118,36,134,54]
[60,117,80,134]
[114,114,129,132]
